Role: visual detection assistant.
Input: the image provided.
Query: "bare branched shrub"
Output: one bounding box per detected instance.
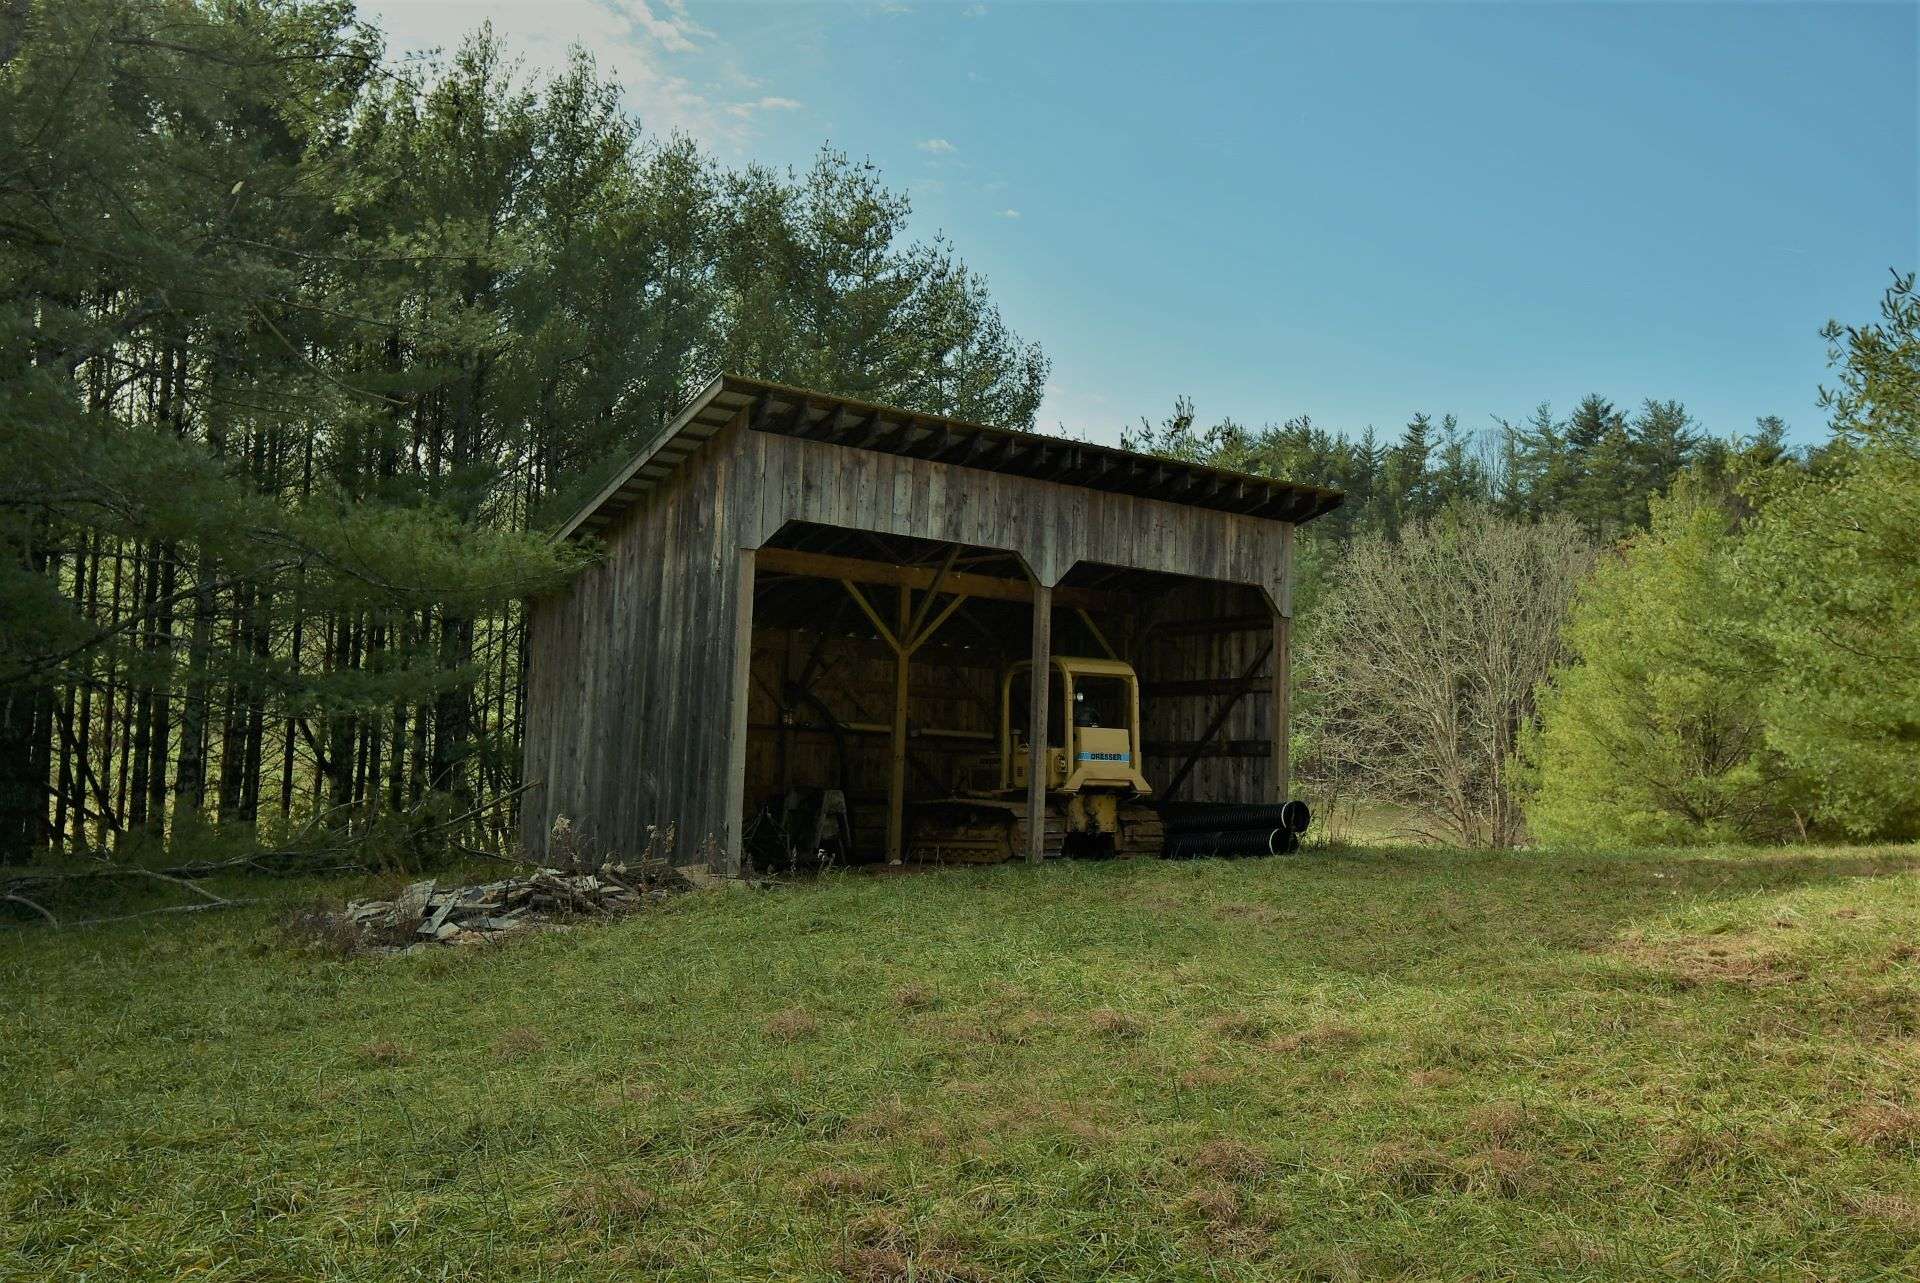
[1303,508,1596,847]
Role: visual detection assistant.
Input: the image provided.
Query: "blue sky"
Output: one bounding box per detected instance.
[367,1,1916,445]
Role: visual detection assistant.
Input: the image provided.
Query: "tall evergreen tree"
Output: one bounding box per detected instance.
[0,0,1052,863]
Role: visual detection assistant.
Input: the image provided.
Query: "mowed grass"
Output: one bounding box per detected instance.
[7,846,1920,1281]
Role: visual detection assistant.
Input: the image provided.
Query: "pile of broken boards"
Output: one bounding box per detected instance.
[340,861,726,957]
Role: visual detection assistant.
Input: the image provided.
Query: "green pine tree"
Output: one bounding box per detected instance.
[1736,273,1920,837]
[1522,477,1806,847]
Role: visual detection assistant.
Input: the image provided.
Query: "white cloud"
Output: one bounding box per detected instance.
[998,208,1021,219]
[358,0,800,151]
[917,137,956,155]
[725,95,803,119]
[630,0,707,54]
[962,3,988,16]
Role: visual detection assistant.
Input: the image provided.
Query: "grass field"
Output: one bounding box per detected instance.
[7,844,1920,1281]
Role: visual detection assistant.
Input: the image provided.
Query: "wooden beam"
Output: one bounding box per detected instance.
[888,584,910,864]
[800,405,846,441]
[1076,607,1118,660]
[759,627,1005,673]
[905,545,961,644]
[839,580,900,652]
[749,721,994,742]
[793,597,847,688]
[1272,605,1291,804]
[929,426,975,463]
[721,550,757,876]
[897,422,940,457]
[1027,583,1053,864]
[910,592,971,655]
[748,393,781,433]
[1273,528,1293,803]
[756,546,1129,612]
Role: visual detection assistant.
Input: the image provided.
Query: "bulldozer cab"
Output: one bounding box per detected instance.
[1001,657,1151,796]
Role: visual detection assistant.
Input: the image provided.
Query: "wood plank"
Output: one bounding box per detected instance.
[887,584,909,864]
[746,721,993,742]
[1271,605,1290,805]
[1026,583,1052,865]
[755,547,1128,612]
[722,548,756,873]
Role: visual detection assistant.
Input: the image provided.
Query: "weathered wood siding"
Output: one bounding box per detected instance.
[737,431,1294,600]
[522,420,1294,871]
[522,433,750,866]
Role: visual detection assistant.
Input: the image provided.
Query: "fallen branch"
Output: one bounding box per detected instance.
[418,781,538,838]
[2,892,58,928]
[2,783,547,931]
[0,891,252,932]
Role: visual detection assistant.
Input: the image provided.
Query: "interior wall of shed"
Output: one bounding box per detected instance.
[1057,569,1278,807]
[742,627,1011,862]
[739,525,1044,866]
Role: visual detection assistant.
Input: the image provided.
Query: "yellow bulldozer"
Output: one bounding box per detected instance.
[907,656,1165,862]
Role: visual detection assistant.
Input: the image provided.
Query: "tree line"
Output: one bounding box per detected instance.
[0,0,1046,865]
[1137,277,1916,849]
[1122,390,1801,545]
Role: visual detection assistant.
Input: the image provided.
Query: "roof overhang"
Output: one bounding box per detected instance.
[555,374,1344,541]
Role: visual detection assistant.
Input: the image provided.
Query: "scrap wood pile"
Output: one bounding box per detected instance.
[337,860,691,956]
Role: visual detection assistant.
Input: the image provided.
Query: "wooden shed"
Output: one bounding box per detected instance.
[522,375,1343,873]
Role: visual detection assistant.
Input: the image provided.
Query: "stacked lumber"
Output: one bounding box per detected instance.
[340,862,688,955]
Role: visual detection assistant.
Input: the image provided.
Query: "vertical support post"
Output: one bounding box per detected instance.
[1270,608,1291,804]
[1026,582,1053,864]
[722,549,757,876]
[886,584,910,863]
[1270,525,1294,804]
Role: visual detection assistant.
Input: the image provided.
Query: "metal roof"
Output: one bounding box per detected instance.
[555,374,1345,541]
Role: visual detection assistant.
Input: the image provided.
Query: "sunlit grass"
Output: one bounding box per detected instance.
[6,844,1920,1280]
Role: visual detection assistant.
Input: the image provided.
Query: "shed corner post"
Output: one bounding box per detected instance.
[721,545,756,877]
[1026,580,1053,864]
[1269,525,1294,805]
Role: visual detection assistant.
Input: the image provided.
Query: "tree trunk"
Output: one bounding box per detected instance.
[173,551,217,813]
